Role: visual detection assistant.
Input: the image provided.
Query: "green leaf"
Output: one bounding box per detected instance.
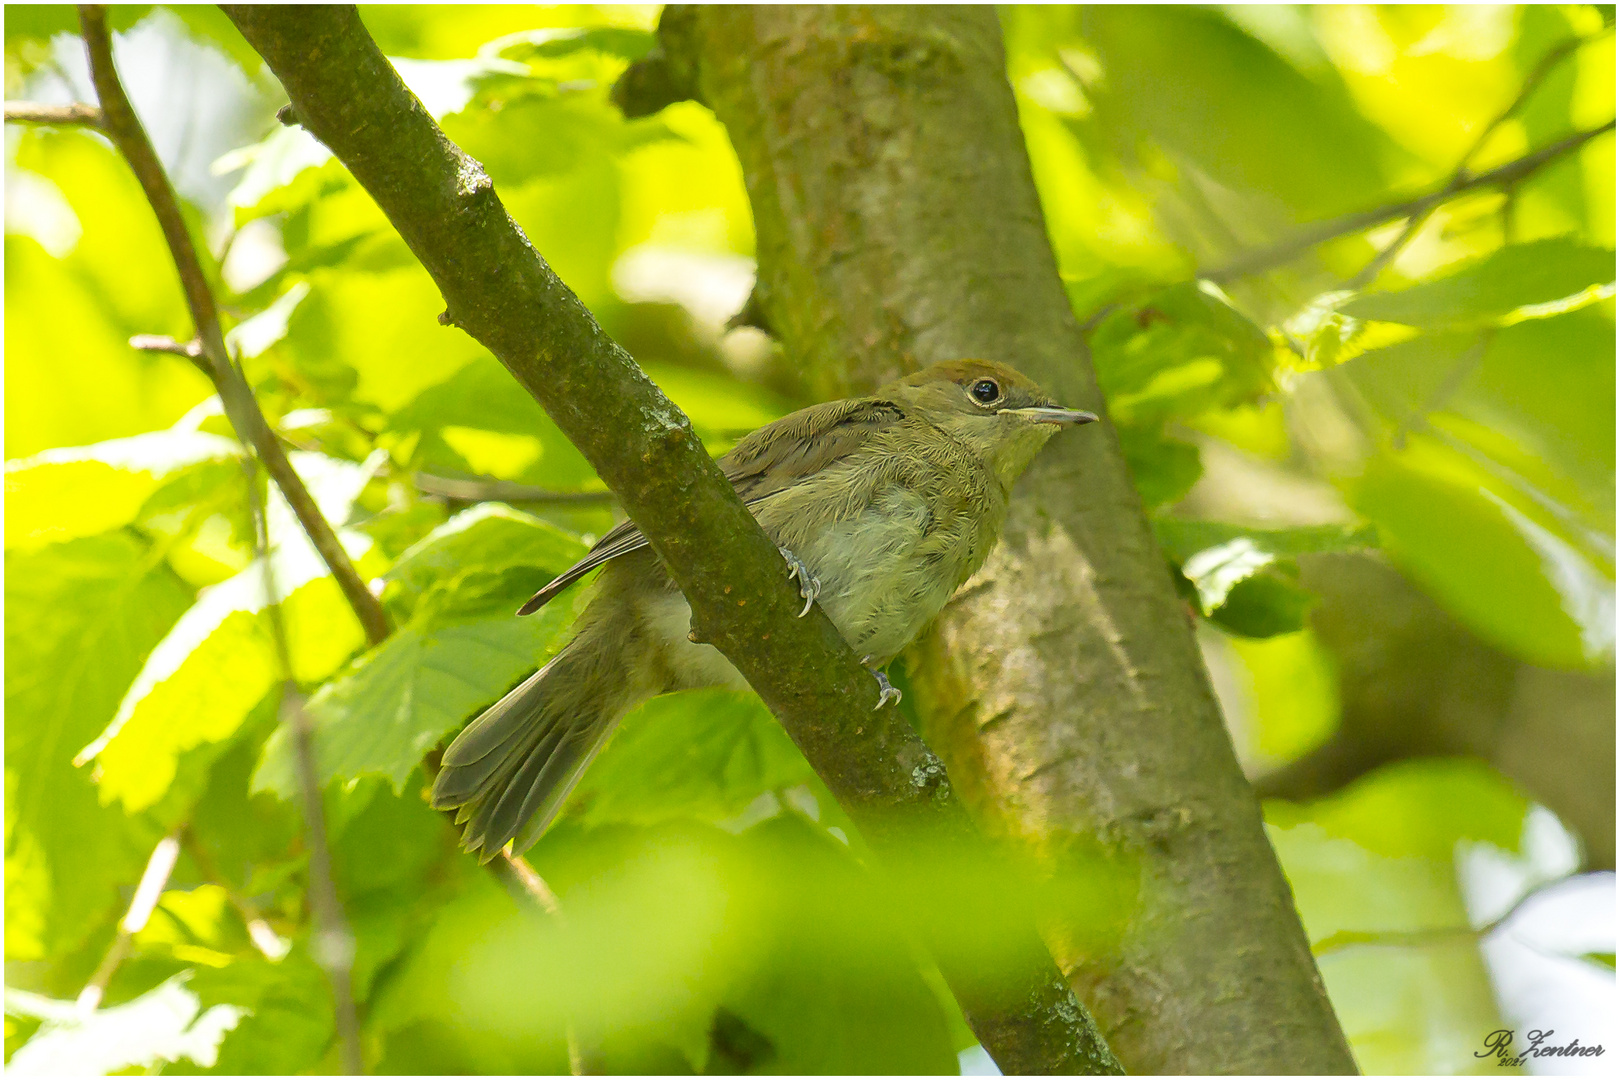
[1076,5,1404,220]
[186,952,335,1074]
[1350,438,1612,669]
[385,504,588,617]
[1580,952,1616,970]
[78,454,378,812]
[4,972,246,1074]
[1157,520,1378,613]
[5,430,241,552]
[1340,240,1616,330]
[484,26,657,64]
[254,606,578,797]
[569,690,816,827]
[1089,280,1275,425]
[714,816,959,1075]
[164,4,265,74]
[1117,428,1202,509]
[6,534,191,963]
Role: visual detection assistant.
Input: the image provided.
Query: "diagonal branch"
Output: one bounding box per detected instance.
[223,5,1120,1073]
[75,4,388,648]
[1205,118,1616,283]
[1347,29,1612,289]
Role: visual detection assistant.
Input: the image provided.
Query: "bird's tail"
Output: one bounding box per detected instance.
[429,604,645,860]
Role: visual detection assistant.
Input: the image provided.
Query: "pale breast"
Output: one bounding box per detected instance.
[763,473,994,664]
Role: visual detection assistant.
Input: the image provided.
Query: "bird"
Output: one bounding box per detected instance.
[430,358,1099,859]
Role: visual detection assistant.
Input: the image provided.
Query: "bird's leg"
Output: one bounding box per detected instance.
[778,545,820,618]
[861,655,903,710]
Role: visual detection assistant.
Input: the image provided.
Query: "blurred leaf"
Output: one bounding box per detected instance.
[5,234,210,459]
[1351,437,1613,669]
[165,4,264,74]
[4,972,245,1075]
[388,357,598,490]
[1266,759,1533,1071]
[714,816,959,1075]
[6,534,189,964]
[484,26,657,64]
[1581,951,1616,970]
[1269,758,1530,860]
[1118,428,1202,509]
[1090,280,1276,424]
[185,951,334,1074]
[1077,5,1403,222]
[281,266,488,413]
[569,690,816,828]
[1342,239,1616,329]
[1227,629,1341,764]
[5,430,240,552]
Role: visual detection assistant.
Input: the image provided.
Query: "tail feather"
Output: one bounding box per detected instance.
[430,614,643,859]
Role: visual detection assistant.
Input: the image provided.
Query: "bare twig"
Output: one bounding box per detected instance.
[415,472,617,505]
[4,101,104,127]
[246,459,363,1074]
[1346,31,1609,289]
[1313,871,1600,957]
[1206,119,1616,283]
[180,830,290,962]
[77,4,388,647]
[75,832,181,1016]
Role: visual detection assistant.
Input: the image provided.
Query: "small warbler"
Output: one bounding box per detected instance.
[431,359,1098,858]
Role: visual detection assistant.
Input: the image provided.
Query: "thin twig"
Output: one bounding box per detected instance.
[1313,871,1600,957]
[179,830,290,961]
[1346,31,1607,289]
[77,4,389,647]
[3,101,104,127]
[75,832,181,1016]
[246,459,364,1074]
[415,472,618,505]
[1205,119,1616,283]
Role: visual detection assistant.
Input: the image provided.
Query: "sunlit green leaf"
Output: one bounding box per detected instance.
[1342,239,1616,329]
[5,430,240,552]
[6,534,190,963]
[4,972,246,1075]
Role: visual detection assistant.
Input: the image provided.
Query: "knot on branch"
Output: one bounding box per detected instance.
[726,284,774,336]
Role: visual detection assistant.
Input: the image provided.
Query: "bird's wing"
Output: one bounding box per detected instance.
[515,397,903,616]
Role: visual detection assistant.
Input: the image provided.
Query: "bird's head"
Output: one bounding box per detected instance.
[885,359,1099,488]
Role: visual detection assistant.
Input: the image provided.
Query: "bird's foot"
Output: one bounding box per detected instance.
[779,545,821,618]
[862,657,902,711]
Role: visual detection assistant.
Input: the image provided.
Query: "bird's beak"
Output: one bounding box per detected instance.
[999,405,1100,426]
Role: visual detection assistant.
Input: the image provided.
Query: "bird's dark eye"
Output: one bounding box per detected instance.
[970,378,1001,405]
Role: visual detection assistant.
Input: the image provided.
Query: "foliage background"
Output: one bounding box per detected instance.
[4,4,1615,1074]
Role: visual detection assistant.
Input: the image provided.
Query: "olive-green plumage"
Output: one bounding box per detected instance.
[431,359,1097,858]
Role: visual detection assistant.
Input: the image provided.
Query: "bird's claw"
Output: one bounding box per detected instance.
[866,662,902,711]
[779,545,820,618]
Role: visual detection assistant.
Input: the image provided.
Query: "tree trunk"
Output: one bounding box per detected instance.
[644,6,1358,1073]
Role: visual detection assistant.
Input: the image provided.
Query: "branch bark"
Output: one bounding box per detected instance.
[223,5,1119,1073]
[1204,119,1616,283]
[642,6,1356,1073]
[76,4,389,648]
